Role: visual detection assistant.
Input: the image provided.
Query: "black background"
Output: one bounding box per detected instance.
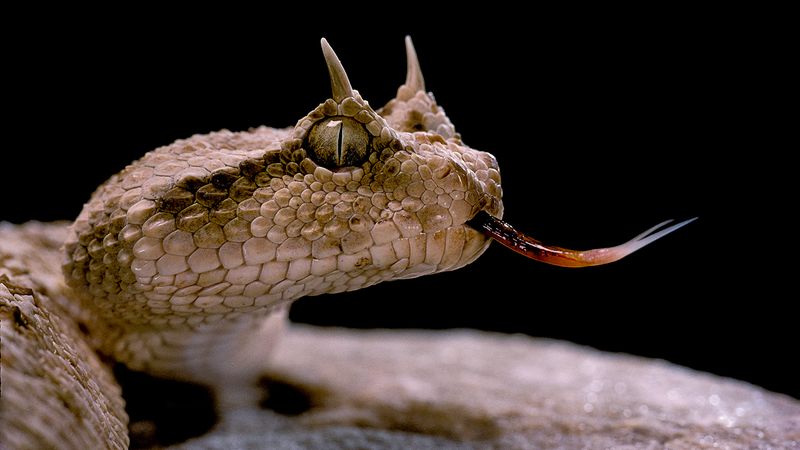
[5,12,791,398]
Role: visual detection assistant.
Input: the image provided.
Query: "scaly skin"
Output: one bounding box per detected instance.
[63,38,503,384]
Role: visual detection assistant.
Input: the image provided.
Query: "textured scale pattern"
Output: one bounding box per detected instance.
[62,40,503,382]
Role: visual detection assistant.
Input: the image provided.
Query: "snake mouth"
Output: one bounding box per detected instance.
[466,211,696,268]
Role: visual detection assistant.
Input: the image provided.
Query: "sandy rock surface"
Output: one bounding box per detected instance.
[1,222,128,449]
[177,326,799,449]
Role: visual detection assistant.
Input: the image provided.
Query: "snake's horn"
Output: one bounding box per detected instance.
[320,38,354,102]
[398,36,426,100]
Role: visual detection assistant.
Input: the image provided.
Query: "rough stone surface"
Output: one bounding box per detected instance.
[178,327,800,449]
[0,222,129,449]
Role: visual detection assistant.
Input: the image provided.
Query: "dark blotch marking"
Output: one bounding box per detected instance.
[279,149,294,165]
[299,158,317,175]
[291,149,307,162]
[93,220,111,238]
[386,162,400,176]
[210,169,239,189]
[239,157,266,178]
[155,150,306,220]
[108,211,127,233]
[195,184,229,208]
[114,364,217,448]
[390,139,405,152]
[175,175,206,191]
[176,204,209,232]
[159,187,195,213]
[267,163,285,177]
[264,150,282,165]
[229,178,257,202]
[259,378,313,416]
[285,162,300,176]
[208,199,237,225]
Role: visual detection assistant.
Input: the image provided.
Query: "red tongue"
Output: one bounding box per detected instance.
[467,212,696,268]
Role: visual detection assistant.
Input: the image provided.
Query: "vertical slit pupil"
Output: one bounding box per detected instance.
[336,124,344,165]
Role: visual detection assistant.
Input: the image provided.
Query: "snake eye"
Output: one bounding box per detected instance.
[306,117,370,168]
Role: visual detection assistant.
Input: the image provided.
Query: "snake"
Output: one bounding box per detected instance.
[62,37,694,386]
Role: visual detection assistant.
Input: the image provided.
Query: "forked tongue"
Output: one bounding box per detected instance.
[468,212,696,268]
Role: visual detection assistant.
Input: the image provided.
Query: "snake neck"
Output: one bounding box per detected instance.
[85,304,288,385]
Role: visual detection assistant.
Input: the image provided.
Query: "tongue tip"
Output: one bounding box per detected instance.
[468,212,696,268]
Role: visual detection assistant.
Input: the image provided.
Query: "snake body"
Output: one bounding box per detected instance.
[63,38,502,383]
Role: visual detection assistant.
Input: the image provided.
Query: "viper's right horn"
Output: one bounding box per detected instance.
[320,38,354,102]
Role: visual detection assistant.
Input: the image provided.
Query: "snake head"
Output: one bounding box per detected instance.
[63,37,502,331]
[279,38,503,283]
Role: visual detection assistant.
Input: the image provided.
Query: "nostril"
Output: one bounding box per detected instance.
[470,194,497,217]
